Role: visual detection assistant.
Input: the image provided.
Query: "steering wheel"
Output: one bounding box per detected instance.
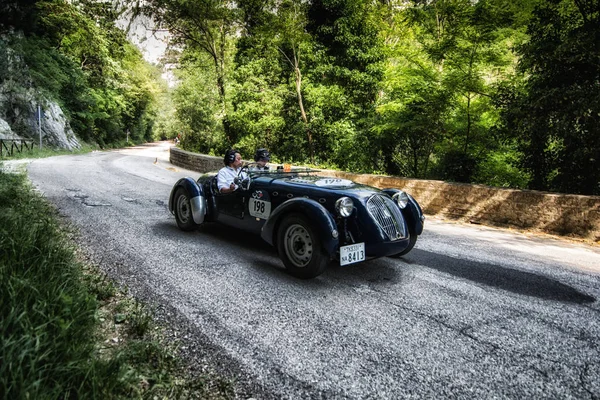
[234,164,252,191]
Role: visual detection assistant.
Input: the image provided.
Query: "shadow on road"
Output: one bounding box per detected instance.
[406,249,596,304]
[158,219,594,304]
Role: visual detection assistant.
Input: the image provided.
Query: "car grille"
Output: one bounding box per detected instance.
[366,194,407,241]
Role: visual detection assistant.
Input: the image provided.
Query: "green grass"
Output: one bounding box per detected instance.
[0,142,98,160]
[0,170,236,399]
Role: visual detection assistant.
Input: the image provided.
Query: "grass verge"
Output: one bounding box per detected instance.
[0,169,236,399]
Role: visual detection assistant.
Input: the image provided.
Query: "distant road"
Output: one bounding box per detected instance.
[26,142,600,399]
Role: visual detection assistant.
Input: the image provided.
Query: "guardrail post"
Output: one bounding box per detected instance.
[0,139,35,158]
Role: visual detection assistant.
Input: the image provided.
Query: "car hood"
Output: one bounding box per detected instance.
[262,174,382,199]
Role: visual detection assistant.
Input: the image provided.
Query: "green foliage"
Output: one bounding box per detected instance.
[0,40,9,83]
[232,0,311,160]
[231,0,387,167]
[307,0,385,108]
[0,0,39,33]
[1,0,162,148]
[0,171,238,398]
[472,146,531,188]
[7,0,599,194]
[172,53,225,153]
[153,85,184,141]
[500,0,600,194]
[0,171,101,398]
[145,0,238,117]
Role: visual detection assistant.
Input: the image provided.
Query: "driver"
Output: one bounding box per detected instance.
[217,149,246,194]
[250,148,270,171]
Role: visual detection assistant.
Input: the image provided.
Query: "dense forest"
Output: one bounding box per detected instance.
[0,0,162,147]
[1,0,598,195]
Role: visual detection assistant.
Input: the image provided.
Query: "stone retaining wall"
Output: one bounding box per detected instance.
[169,146,223,173]
[170,146,600,242]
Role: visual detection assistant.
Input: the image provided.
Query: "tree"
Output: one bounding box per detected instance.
[172,54,223,153]
[231,0,300,159]
[274,0,314,161]
[0,0,39,33]
[145,0,237,122]
[306,0,385,169]
[501,0,600,194]
[380,0,525,182]
[20,0,162,146]
[374,1,450,177]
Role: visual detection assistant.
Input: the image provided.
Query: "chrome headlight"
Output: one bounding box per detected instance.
[335,197,354,217]
[392,191,409,209]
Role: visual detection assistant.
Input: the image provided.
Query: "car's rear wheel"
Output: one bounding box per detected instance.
[390,231,417,257]
[277,214,328,279]
[174,187,198,231]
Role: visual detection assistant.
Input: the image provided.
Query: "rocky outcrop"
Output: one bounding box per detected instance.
[28,100,80,150]
[0,87,81,150]
[0,117,17,139]
[114,5,169,65]
[0,34,81,150]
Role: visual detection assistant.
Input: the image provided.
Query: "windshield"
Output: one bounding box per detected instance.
[247,165,317,178]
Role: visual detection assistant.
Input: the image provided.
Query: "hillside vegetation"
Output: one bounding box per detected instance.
[0,0,163,148]
[145,0,600,195]
[1,0,599,195]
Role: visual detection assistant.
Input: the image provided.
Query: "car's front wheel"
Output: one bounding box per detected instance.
[174,187,199,231]
[277,214,328,279]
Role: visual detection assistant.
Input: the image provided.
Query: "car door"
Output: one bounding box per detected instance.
[214,189,245,219]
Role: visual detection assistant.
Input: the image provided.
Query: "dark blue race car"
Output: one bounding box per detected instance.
[169,164,425,278]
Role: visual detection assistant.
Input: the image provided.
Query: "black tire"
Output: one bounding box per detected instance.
[276,213,328,279]
[390,232,417,257]
[174,187,199,231]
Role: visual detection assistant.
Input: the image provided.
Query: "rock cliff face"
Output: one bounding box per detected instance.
[27,100,81,150]
[113,1,175,85]
[1,32,81,150]
[0,118,17,139]
[114,3,169,65]
[0,85,81,150]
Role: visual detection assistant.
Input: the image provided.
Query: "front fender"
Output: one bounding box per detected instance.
[261,198,339,257]
[382,189,425,235]
[169,177,206,225]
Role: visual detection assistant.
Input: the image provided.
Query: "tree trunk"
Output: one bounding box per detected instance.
[294,65,314,163]
[464,93,471,154]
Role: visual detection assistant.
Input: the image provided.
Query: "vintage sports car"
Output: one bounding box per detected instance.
[169,164,425,279]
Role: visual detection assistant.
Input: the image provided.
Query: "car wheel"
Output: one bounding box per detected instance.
[390,232,417,257]
[174,187,198,231]
[277,213,328,279]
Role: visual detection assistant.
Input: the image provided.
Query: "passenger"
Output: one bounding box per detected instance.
[251,148,270,171]
[217,149,244,194]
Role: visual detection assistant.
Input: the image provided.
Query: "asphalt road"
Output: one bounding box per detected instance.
[25,142,600,399]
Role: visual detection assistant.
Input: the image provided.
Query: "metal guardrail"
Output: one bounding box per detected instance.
[0,139,35,158]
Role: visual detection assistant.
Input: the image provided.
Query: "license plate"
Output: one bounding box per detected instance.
[340,243,365,266]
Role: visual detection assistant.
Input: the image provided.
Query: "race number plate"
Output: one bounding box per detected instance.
[249,198,271,219]
[340,242,365,266]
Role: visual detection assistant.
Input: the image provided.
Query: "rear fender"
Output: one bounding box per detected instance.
[169,177,206,225]
[261,198,339,257]
[382,189,425,235]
